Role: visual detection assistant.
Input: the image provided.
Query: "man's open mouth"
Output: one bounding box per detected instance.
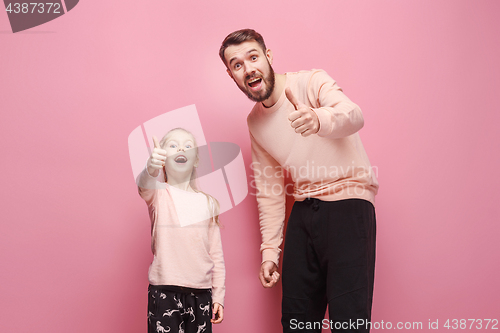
[174,155,187,163]
[247,77,262,88]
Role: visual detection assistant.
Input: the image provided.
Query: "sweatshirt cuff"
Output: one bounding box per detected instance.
[314,107,333,137]
[262,248,280,267]
[145,165,159,179]
[212,286,225,308]
[137,165,161,190]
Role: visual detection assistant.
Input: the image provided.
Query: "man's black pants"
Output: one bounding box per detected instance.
[281,198,376,333]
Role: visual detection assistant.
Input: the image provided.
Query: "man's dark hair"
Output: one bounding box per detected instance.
[219,29,267,66]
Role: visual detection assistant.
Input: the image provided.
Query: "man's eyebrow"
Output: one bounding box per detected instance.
[229,48,259,66]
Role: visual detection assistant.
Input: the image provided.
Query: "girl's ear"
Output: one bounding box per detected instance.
[194,156,199,168]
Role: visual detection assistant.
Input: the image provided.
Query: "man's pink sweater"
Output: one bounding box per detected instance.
[247,69,379,266]
[137,168,225,306]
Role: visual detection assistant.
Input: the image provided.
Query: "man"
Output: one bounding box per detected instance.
[219,29,379,332]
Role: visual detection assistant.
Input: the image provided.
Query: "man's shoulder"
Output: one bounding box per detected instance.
[246,102,261,129]
[247,102,261,118]
[286,69,332,92]
[285,68,328,79]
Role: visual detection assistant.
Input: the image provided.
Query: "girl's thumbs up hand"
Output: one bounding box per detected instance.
[147,136,167,177]
[285,87,320,137]
[152,136,161,149]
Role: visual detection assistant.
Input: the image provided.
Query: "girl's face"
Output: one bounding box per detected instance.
[163,129,198,176]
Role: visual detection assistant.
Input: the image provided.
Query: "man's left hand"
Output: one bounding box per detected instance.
[285,87,320,137]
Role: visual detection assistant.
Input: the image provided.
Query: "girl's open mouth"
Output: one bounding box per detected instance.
[174,155,187,163]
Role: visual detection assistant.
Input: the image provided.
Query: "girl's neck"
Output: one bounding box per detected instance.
[168,181,194,192]
[166,173,195,192]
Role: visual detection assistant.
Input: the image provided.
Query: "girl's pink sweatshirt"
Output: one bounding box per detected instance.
[137,168,225,306]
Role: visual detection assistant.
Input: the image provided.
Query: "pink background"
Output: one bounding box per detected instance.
[1,0,499,332]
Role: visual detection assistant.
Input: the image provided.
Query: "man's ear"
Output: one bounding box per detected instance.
[266,49,273,65]
[226,68,233,79]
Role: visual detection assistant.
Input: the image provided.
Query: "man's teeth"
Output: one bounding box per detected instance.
[248,78,262,87]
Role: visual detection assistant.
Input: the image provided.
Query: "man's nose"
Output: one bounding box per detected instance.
[244,62,256,76]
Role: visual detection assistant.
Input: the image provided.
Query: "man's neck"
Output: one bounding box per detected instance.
[262,73,286,108]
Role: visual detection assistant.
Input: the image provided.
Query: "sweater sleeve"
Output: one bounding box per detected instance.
[208,217,225,307]
[137,166,159,205]
[308,69,365,139]
[249,131,286,267]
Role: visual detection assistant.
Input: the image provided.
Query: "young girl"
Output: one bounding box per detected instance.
[137,128,225,333]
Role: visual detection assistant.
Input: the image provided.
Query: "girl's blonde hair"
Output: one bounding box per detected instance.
[159,128,220,225]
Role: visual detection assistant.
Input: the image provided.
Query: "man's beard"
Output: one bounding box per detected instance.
[237,61,275,103]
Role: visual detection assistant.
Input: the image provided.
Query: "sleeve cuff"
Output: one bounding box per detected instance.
[137,165,160,190]
[212,286,225,308]
[145,164,159,179]
[262,248,280,267]
[314,107,333,137]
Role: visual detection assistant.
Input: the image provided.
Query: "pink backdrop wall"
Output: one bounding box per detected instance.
[1,0,499,332]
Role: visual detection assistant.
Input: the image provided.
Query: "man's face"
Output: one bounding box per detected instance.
[224,41,275,103]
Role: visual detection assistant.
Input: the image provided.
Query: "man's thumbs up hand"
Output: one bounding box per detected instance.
[147,136,167,177]
[285,87,320,137]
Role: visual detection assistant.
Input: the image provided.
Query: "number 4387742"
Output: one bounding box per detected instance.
[5,3,62,14]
